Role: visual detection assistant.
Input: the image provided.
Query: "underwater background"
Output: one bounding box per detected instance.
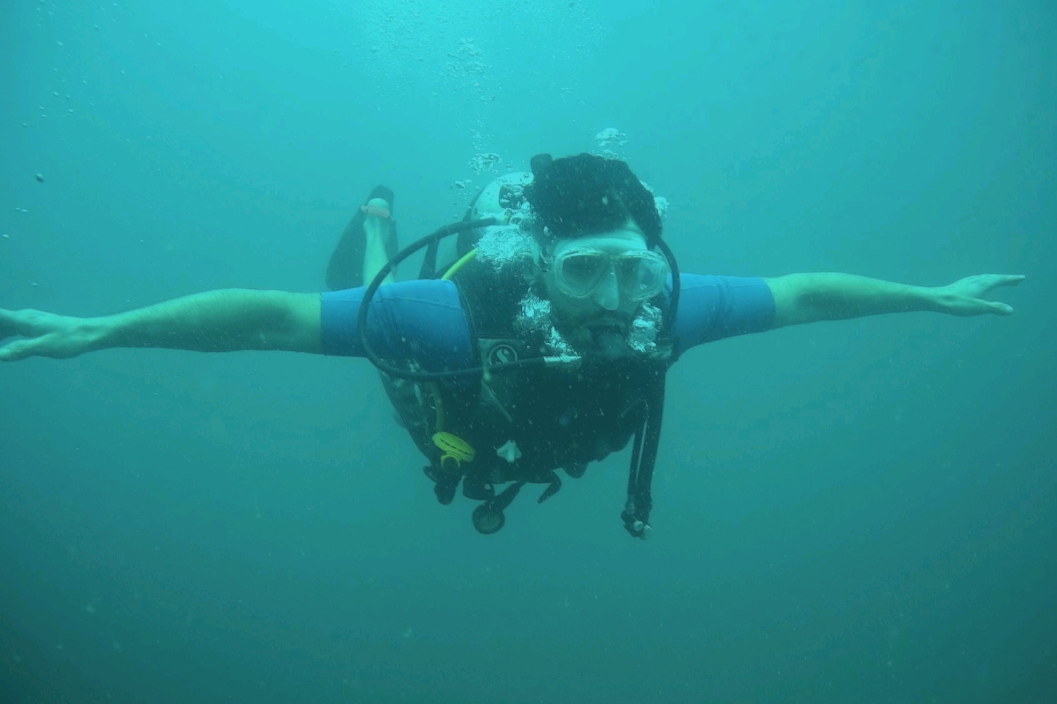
[1,0,1054,702]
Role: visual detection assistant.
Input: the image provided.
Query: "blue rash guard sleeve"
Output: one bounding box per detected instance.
[320,279,476,371]
[671,274,775,355]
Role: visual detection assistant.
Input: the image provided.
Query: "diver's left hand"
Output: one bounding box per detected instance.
[933,274,1025,316]
[0,308,101,361]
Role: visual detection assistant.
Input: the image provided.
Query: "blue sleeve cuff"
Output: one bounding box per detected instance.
[672,275,775,354]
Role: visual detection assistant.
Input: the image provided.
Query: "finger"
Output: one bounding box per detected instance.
[0,309,17,338]
[0,339,32,362]
[991,274,1026,289]
[0,308,44,337]
[986,300,1014,316]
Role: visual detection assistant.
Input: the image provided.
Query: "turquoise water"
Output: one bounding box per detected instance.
[1,1,1053,702]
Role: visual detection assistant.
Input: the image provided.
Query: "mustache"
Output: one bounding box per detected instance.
[585,312,634,329]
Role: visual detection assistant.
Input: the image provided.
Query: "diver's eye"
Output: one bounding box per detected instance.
[618,254,669,299]
[616,257,646,282]
[561,253,607,285]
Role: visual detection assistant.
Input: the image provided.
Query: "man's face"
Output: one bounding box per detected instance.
[541,221,653,339]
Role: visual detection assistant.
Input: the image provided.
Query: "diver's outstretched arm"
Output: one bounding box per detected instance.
[764,273,1025,329]
[0,289,321,362]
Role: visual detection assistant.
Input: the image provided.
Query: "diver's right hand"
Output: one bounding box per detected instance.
[0,309,102,361]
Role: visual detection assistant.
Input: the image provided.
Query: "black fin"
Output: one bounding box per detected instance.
[325,186,397,290]
[538,472,562,503]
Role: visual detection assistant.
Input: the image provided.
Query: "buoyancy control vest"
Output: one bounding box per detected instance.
[358,217,681,538]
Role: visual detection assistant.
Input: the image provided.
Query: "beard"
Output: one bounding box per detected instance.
[536,275,649,356]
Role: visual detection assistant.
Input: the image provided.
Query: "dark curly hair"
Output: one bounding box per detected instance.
[523,153,662,246]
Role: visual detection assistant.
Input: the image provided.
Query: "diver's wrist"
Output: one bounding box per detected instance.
[86,315,123,351]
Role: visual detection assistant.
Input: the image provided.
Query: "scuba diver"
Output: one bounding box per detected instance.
[0,153,1025,539]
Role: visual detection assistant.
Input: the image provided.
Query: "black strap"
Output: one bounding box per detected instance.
[418,240,441,280]
[419,186,488,281]
[621,374,666,539]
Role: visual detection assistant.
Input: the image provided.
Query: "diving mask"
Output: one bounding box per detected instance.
[551,247,670,301]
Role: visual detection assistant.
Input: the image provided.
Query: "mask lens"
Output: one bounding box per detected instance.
[556,251,608,296]
[619,252,669,300]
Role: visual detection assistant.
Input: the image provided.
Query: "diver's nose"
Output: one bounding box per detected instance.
[592,270,620,311]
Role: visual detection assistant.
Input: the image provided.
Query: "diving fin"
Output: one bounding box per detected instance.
[325,185,398,290]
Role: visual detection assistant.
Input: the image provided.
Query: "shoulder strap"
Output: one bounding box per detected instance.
[620,363,667,539]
